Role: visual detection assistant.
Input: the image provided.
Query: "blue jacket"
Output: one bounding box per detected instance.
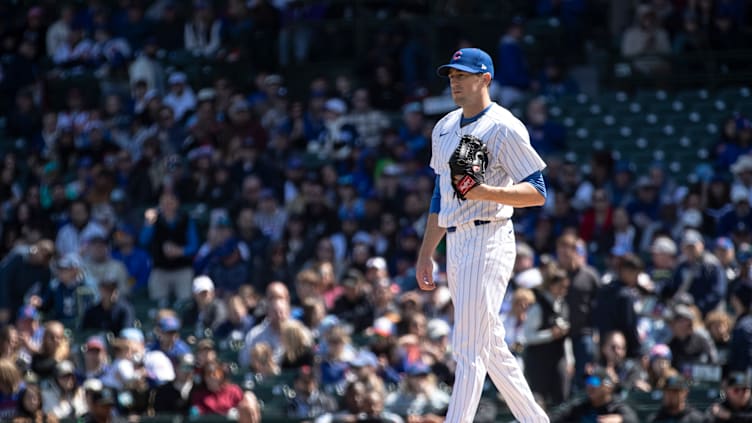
[665,253,726,317]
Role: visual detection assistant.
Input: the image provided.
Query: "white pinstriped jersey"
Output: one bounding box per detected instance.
[430,103,546,229]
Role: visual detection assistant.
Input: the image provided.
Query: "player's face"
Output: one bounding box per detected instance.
[447,69,487,105]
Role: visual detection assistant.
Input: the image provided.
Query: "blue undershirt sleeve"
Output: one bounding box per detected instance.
[521,171,547,200]
[429,175,441,213]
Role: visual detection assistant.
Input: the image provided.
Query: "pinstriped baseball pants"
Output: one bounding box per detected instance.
[445,220,549,423]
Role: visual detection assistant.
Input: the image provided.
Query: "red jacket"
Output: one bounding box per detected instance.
[190,383,243,415]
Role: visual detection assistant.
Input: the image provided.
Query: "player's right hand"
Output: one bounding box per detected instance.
[416,255,435,291]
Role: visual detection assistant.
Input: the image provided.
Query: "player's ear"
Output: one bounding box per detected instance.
[483,73,492,87]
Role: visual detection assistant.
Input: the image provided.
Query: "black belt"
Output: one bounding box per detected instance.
[446,220,491,233]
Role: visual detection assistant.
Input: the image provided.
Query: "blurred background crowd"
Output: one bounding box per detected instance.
[1,0,752,422]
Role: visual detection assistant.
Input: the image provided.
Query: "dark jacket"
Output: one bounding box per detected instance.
[141,213,197,270]
[0,252,51,319]
[708,398,752,422]
[81,300,135,335]
[727,313,752,374]
[592,280,642,358]
[181,298,228,336]
[553,397,639,423]
[565,264,601,337]
[649,406,708,422]
[665,253,726,317]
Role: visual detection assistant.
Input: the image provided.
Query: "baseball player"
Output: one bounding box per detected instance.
[415,48,549,422]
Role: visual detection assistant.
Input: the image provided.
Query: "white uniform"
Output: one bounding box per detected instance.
[430,103,549,423]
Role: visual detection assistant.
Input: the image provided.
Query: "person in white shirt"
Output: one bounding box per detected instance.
[46,5,75,58]
[163,72,197,122]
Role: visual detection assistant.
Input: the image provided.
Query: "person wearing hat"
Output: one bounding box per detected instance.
[180,275,227,337]
[287,365,338,419]
[0,238,54,324]
[163,71,196,122]
[83,387,120,423]
[148,315,191,362]
[83,228,130,296]
[111,223,152,297]
[384,360,450,417]
[553,368,638,423]
[81,272,135,336]
[33,252,99,328]
[80,336,108,380]
[715,237,742,289]
[662,228,726,317]
[41,360,88,419]
[648,373,706,422]
[331,269,374,333]
[14,305,43,364]
[206,237,251,297]
[592,253,645,359]
[666,303,718,373]
[151,353,195,415]
[728,281,752,374]
[709,372,752,422]
[650,235,678,296]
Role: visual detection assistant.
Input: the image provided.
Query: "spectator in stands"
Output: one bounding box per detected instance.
[0,358,23,420]
[151,352,195,415]
[41,359,88,419]
[81,276,135,335]
[664,229,726,317]
[314,380,368,423]
[621,4,672,76]
[214,294,255,340]
[649,236,678,297]
[592,253,644,358]
[709,371,752,422]
[534,57,579,99]
[666,304,718,375]
[525,97,567,158]
[556,233,601,389]
[180,275,227,337]
[80,336,108,380]
[596,331,649,392]
[672,10,711,54]
[718,186,752,237]
[56,200,106,257]
[239,296,291,368]
[384,361,450,417]
[648,373,706,422]
[318,324,355,391]
[184,0,222,58]
[523,265,572,406]
[553,368,639,423]
[705,310,733,365]
[189,361,244,416]
[248,342,280,377]
[82,230,130,296]
[31,321,70,381]
[14,306,43,369]
[111,223,151,297]
[0,238,54,324]
[503,287,535,363]
[332,269,374,333]
[0,326,20,368]
[35,252,99,328]
[140,190,199,307]
[342,88,389,149]
[287,365,338,419]
[46,4,75,58]
[163,72,197,123]
[496,16,531,107]
[280,319,315,369]
[727,281,752,373]
[626,176,661,235]
[148,316,191,362]
[52,19,94,66]
[16,381,43,422]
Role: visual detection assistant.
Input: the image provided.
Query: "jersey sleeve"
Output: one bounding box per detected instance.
[494,120,547,183]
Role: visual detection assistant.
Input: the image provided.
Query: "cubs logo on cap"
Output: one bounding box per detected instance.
[437,48,494,79]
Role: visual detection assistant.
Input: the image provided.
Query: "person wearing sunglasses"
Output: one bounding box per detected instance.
[552,368,638,423]
[709,371,752,422]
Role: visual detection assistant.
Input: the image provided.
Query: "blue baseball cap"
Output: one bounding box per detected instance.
[17,305,39,321]
[437,48,494,79]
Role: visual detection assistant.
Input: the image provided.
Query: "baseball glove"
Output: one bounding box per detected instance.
[448,134,488,200]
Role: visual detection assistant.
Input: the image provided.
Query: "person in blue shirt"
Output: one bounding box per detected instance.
[111,223,151,297]
[147,316,191,362]
[34,253,98,329]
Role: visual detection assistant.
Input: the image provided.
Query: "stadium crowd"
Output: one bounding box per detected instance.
[1,0,752,422]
